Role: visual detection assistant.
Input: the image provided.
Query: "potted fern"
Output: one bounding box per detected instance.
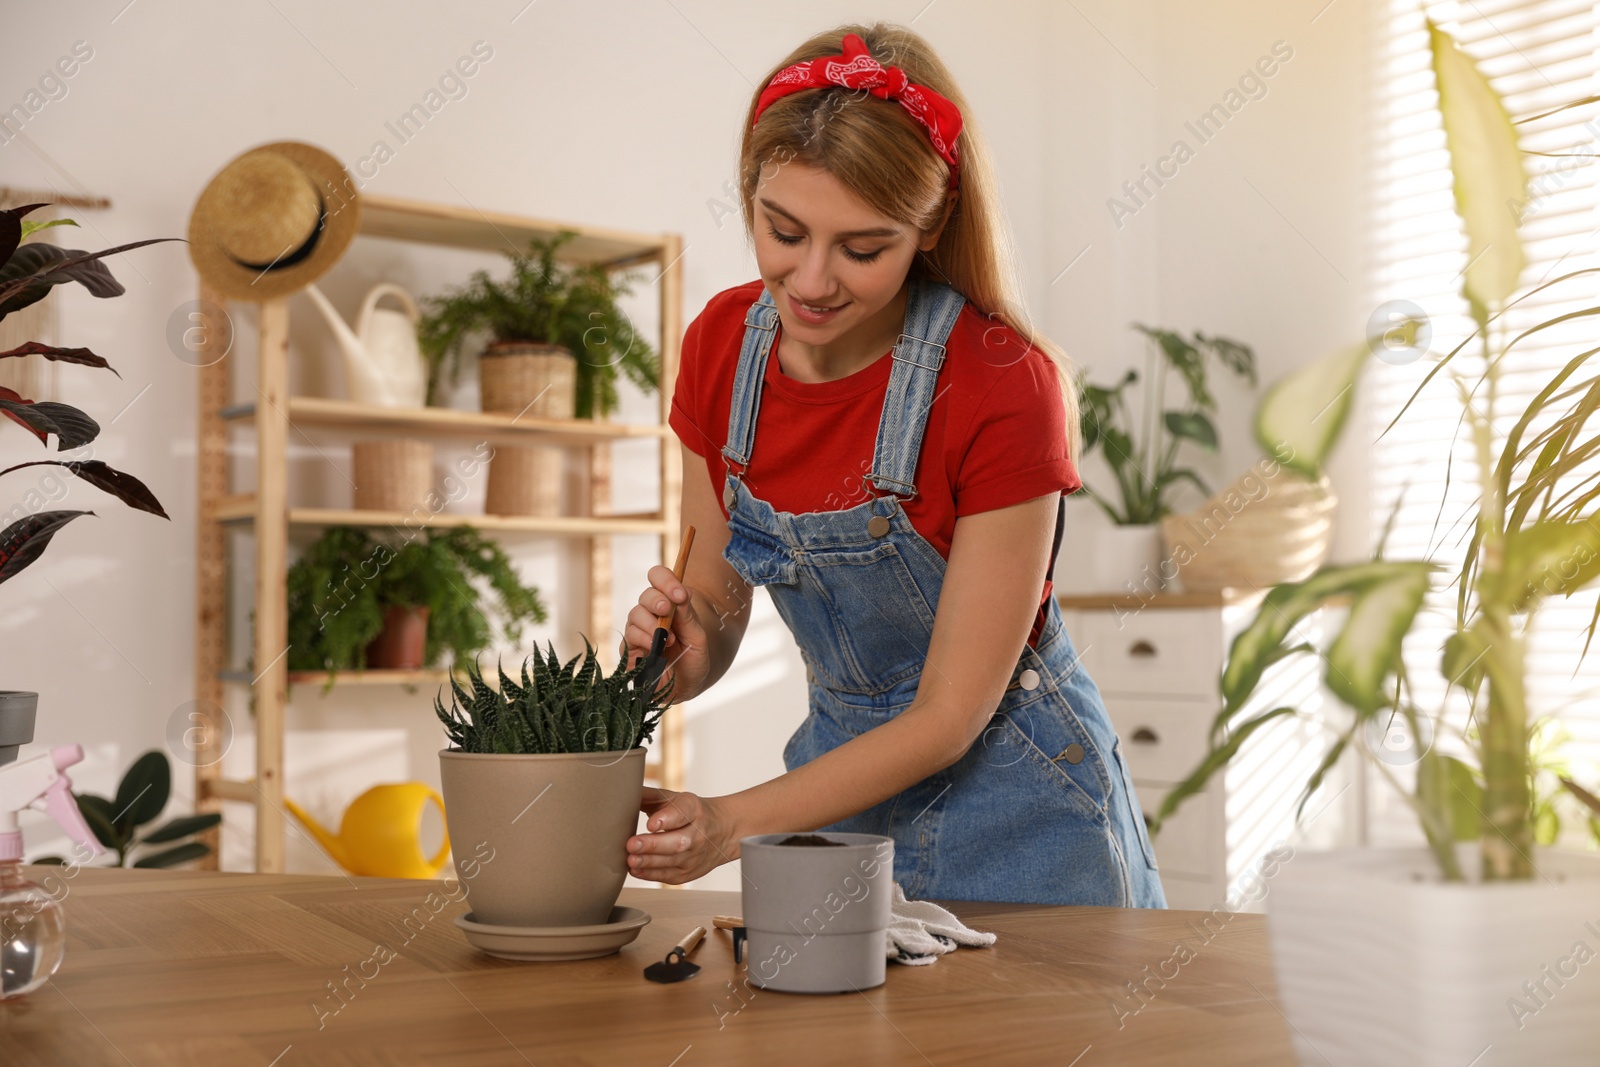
[416,228,659,419]
[1151,22,1600,1064]
[284,526,548,693]
[1068,325,1255,594]
[435,641,670,935]
[417,229,659,516]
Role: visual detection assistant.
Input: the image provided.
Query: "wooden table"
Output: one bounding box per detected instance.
[1,866,1296,1065]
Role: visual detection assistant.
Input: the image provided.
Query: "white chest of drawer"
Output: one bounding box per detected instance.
[1059,592,1333,913]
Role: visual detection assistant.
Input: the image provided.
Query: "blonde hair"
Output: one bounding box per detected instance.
[738,21,1082,470]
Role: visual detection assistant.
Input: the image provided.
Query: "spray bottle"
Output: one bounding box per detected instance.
[0,744,106,999]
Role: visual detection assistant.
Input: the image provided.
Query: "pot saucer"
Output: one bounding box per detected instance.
[455,906,652,961]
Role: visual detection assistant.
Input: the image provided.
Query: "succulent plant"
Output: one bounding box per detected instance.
[435,638,672,755]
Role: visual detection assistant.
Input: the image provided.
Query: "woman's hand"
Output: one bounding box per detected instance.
[622,564,713,704]
[626,787,741,885]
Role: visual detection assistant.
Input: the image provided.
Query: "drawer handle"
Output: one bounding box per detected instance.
[1128,639,1158,657]
[1131,726,1159,744]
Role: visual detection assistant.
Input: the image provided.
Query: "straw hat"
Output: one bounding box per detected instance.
[187,141,360,301]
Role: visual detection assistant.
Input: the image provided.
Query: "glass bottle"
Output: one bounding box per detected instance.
[0,859,65,999]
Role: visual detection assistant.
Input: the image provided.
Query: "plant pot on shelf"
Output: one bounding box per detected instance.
[352,439,434,513]
[1069,522,1167,596]
[481,342,573,518]
[0,692,38,768]
[1159,464,1336,593]
[485,445,564,517]
[1267,845,1600,1066]
[437,747,646,928]
[364,605,430,670]
[479,341,576,417]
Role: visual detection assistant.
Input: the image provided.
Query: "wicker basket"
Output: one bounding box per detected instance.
[1159,464,1336,592]
[352,439,434,513]
[485,445,563,516]
[480,342,576,418]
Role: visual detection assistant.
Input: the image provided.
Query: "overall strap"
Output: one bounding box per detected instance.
[867,277,966,497]
[720,288,781,472]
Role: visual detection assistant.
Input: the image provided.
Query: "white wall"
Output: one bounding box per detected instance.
[0,0,1372,891]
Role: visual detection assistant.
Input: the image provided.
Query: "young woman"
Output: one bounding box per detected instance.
[619,22,1165,908]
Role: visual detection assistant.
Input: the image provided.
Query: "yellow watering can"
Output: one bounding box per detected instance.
[285,782,451,879]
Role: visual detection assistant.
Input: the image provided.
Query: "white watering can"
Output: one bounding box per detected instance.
[304,283,427,407]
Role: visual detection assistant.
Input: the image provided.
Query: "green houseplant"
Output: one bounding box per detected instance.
[0,205,173,583]
[416,229,659,419]
[1066,325,1255,594]
[1148,20,1600,1064]
[284,525,548,692]
[33,751,220,869]
[1077,325,1257,525]
[0,208,181,861]
[436,641,673,941]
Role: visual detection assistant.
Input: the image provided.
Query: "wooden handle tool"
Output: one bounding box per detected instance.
[639,527,696,697]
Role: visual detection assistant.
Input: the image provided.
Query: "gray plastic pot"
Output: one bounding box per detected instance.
[739,832,894,993]
[0,692,38,768]
[438,747,645,928]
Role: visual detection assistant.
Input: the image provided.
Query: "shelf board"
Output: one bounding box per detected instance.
[293,508,669,535]
[219,668,460,688]
[214,505,667,535]
[221,396,670,448]
[357,192,668,268]
[1055,588,1268,610]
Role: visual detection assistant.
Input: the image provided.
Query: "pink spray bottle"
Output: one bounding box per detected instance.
[0,744,107,999]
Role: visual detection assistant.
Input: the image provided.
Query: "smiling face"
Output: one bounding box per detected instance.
[752,162,946,356]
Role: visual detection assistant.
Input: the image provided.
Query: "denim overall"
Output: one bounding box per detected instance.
[720,277,1166,908]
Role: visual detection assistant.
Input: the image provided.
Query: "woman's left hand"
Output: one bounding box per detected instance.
[627,788,741,884]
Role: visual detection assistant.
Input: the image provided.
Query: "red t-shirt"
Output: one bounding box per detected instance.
[669,279,1081,647]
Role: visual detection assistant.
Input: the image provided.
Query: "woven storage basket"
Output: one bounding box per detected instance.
[485,445,562,516]
[1159,464,1336,592]
[352,439,434,513]
[480,342,576,417]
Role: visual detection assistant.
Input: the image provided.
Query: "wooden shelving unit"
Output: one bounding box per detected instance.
[192,192,685,874]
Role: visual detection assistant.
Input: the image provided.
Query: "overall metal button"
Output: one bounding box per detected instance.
[1005,668,1040,693]
[1059,743,1085,765]
[723,482,735,509]
[866,514,890,538]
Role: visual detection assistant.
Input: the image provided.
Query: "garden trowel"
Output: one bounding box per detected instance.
[643,925,706,983]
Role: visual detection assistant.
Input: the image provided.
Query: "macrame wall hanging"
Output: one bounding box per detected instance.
[0,186,113,405]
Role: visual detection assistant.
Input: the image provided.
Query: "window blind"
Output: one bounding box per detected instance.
[1367,0,1600,845]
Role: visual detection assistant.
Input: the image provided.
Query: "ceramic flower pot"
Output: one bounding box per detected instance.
[438,747,645,928]
[364,605,429,670]
[1267,845,1600,1066]
[1056,521,1171,598]
[0,692,37,768]
[738,832,894,993]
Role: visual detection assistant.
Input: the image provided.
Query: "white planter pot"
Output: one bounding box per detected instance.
[1268,845,1600,1066]
[1059,523,1166,595]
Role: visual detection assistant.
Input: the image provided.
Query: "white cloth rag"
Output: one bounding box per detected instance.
[884,880,998,965]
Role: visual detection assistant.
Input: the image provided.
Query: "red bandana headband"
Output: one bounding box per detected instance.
[752,32,963,190]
